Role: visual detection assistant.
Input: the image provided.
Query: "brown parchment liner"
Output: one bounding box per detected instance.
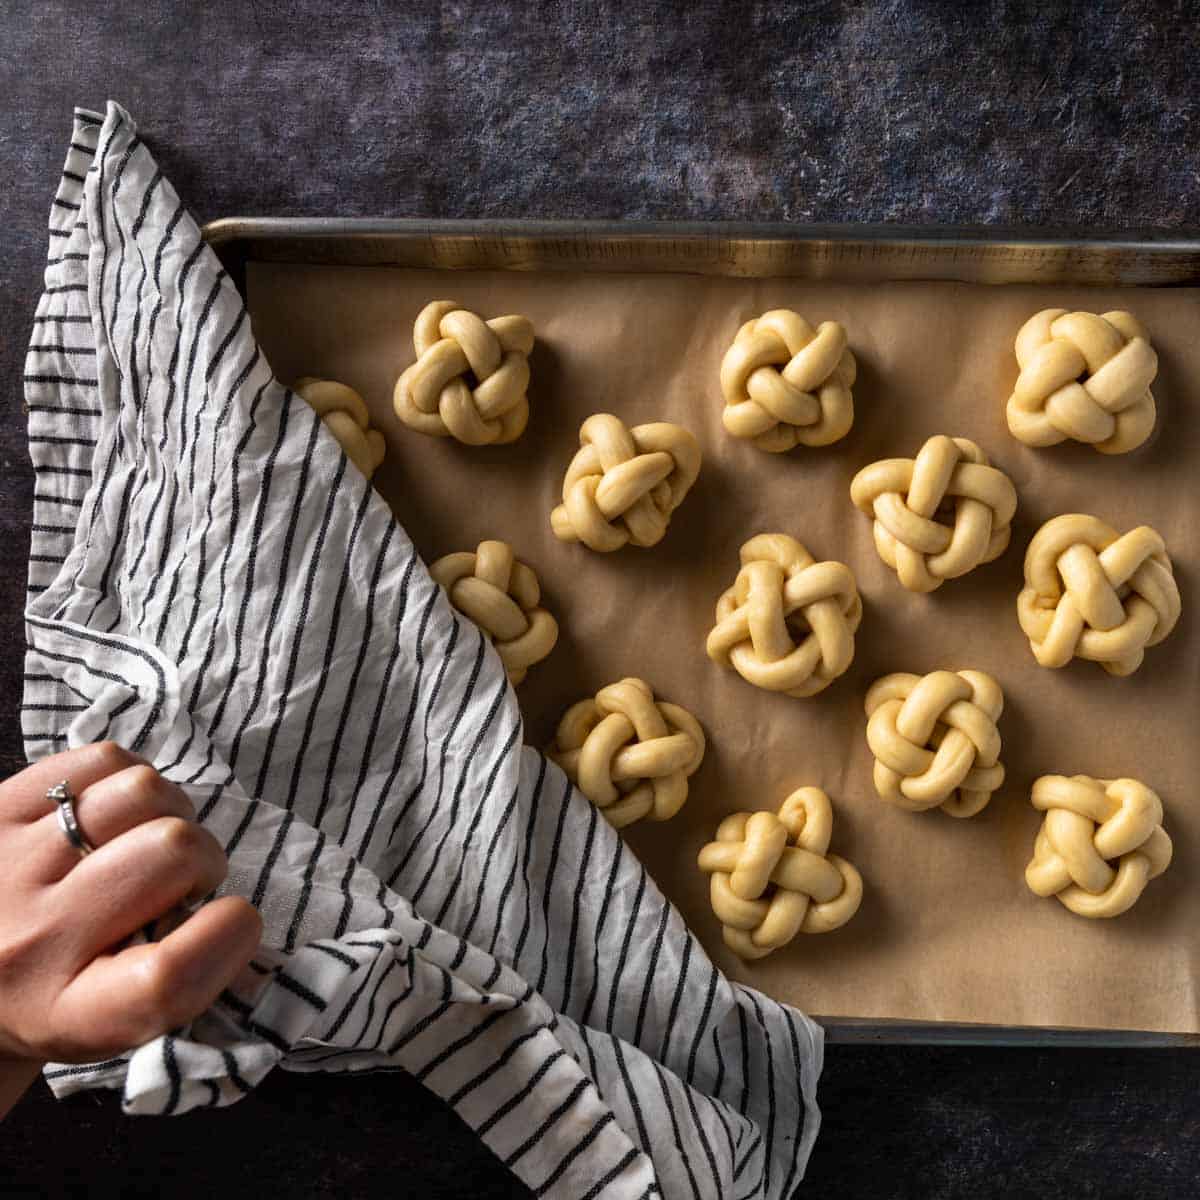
[248,262,1200,1033]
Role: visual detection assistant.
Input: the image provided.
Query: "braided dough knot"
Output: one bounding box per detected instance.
[1017,514,1181,677]
[1025,775,1172,918]
[720,310,856,452]
[864,669,1005,818]
[550,414,701,552]
[548,678,705,828]
[697,788,863,960]
[294,377,386,479]
[1006,308,1157,454]
[395,300,535,445]
[850,435,1017,592]
[706,534,862,697]
[430,541,558,685]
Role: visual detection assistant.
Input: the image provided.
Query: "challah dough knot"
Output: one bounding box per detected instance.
[547,678,705,829]
[706,534,862,697]
[394,300,535,445]
[1025,775,1172,918]
[550,414,701,552]
[294,377,386,479]
[429,541,558,686]
[850,435,1017,593]
[697,787,863,960]
[1006,308,1158,454]
[1017,514,1181,677]
[864,669,1005,818]
[719,310,856,452]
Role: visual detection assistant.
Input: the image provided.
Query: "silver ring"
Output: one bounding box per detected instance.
[49,779,94,857]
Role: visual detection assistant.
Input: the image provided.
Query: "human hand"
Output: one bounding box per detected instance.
[0,742,262,1116]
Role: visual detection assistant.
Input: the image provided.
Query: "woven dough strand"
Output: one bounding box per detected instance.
[864,669,1005,817]
[698,787,863,959]
[720,310,856,452]
[1025,775,1172,918]
[395,300,535,445]
[430,541,558,685]
[1006,308,1157,454]
[550,414,701,552]
[548,678,705,828]
[294,377,386,479]
[706,533,862,697]
[1017,514,1181,676]
[850,435,1017,592]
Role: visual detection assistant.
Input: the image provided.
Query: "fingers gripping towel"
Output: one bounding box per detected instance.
[22,102,824,1199]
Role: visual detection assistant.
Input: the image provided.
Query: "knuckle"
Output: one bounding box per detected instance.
[152,815,205,861]
[111,764,194,821]
[130,953,200,1029]
[162,778,197,820]
[93,740,140,774]
[120,762,166,803]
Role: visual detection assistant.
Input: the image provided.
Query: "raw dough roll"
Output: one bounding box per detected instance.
[706,533,861,697]
[697,787,862,960]
[850,435,1017,593]
[1006,308,1157,454]
[550,413,701,552]
[719,310,856,452]
[1025,774,1172,918]
[548,678,705,828]
[864,669,1005,818]
[394,300,535,445]
[294,376,386,479]
[1017,513,1181,676]
[430,540,558,685]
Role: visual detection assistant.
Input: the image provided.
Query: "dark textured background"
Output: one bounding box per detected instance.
[2,2,1198,1196]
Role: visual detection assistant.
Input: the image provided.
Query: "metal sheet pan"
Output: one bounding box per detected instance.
[202,216,1200,1049]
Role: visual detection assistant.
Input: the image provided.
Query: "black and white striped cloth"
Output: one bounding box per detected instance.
[22,102,824,1199]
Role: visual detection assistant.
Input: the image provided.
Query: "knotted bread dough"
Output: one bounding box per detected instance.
[864,669,1005,818]
[548,678,705,829]
[697,787,862,960]
[550,414,701,552]
[1025,775,1172,918]
[430,540,558,685]
[1006,308,1157,454]
[1017,514,1181,676]
[850,435,1017,592]
[294,377,386,479]
[394,300,535,445]
[719,310,856,452]
[706,533,861,697]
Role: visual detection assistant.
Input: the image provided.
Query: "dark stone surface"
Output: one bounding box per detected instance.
[5,1043,1200,1199]
[1,3,1198,1196]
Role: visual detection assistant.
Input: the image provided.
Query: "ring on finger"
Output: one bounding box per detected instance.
[48,779,95,857]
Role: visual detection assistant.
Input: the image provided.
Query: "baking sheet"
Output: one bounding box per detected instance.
[247,262,1200,1033]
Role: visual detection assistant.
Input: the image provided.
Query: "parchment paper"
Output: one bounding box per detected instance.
[248,262,1200,1033]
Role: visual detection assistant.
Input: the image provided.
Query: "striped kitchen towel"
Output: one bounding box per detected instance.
[21,101,824,1199]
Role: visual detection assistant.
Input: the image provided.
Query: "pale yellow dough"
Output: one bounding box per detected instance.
[1025,775,1172,918]
[294,377,386,479]
[719,310,856,452]
[550,413,701,552]
[706,533,861,697]
[864,669,1005,818]
[548,678,705,829]
[1017,513,1181,676]
[850,435,1017,593]
[697,787,863,961]
[394,300,535,445]
[429,541,558,686]
[1006,308,1157,454]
